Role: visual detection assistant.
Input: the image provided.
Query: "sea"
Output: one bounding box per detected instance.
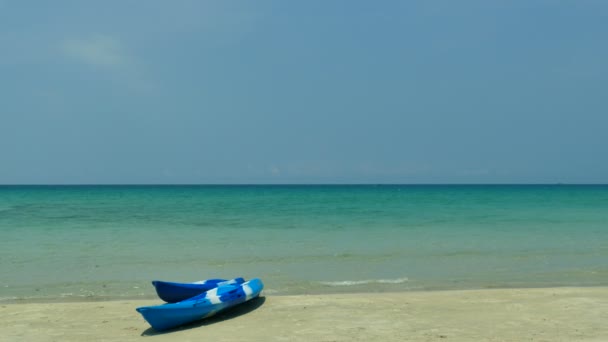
[1,185,607,302]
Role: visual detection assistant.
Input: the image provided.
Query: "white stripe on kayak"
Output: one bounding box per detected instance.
[243,284,253,299]
[218,279,236,286]
[208,295,222,304]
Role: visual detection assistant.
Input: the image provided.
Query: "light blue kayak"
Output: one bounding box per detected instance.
[153,277,245,303]
[137,278,264,331]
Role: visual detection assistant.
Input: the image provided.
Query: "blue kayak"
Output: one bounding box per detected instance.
[137,278,264,331]
[153,277,245,303]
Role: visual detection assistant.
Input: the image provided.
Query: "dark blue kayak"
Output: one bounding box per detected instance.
[137,278,264,331]
[152,277,245,303]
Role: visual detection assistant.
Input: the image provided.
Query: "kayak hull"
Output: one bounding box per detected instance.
[137,278,264,331]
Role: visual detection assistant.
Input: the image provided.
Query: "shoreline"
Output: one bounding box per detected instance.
[3,283,608,305]
[2,286,607,341]
[0,283,604,304]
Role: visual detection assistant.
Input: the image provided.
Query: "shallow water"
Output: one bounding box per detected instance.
[1,185,607,301]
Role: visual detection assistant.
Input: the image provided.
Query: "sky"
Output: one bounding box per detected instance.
[1,0,607,184]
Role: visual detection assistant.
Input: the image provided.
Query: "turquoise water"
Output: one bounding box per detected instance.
[1,185,607,302]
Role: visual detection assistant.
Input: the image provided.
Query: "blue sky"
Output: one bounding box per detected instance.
[1,1,607,184]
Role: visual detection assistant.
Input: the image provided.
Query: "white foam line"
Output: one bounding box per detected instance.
[319,277,409,287]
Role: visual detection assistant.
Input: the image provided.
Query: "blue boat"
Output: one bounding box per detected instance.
[137,278,264,331]
[153,277,245,303]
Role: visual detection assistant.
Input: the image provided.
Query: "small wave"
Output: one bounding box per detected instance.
[319,277,409,287]
[0,296,18,302]
[262,289,279,295]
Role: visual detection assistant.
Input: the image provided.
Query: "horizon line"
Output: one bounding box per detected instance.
[1,183,606,187]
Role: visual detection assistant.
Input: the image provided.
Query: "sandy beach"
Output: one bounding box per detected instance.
[2,287,607,342]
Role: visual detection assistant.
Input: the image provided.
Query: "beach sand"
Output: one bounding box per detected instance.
[2,287,607,342]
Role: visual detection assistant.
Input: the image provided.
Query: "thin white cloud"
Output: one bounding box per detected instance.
[60,34,158,93]
[270,166,281,176]
[62,35,128,68]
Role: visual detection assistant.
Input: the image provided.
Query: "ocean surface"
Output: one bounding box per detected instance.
[1,185,607,302]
